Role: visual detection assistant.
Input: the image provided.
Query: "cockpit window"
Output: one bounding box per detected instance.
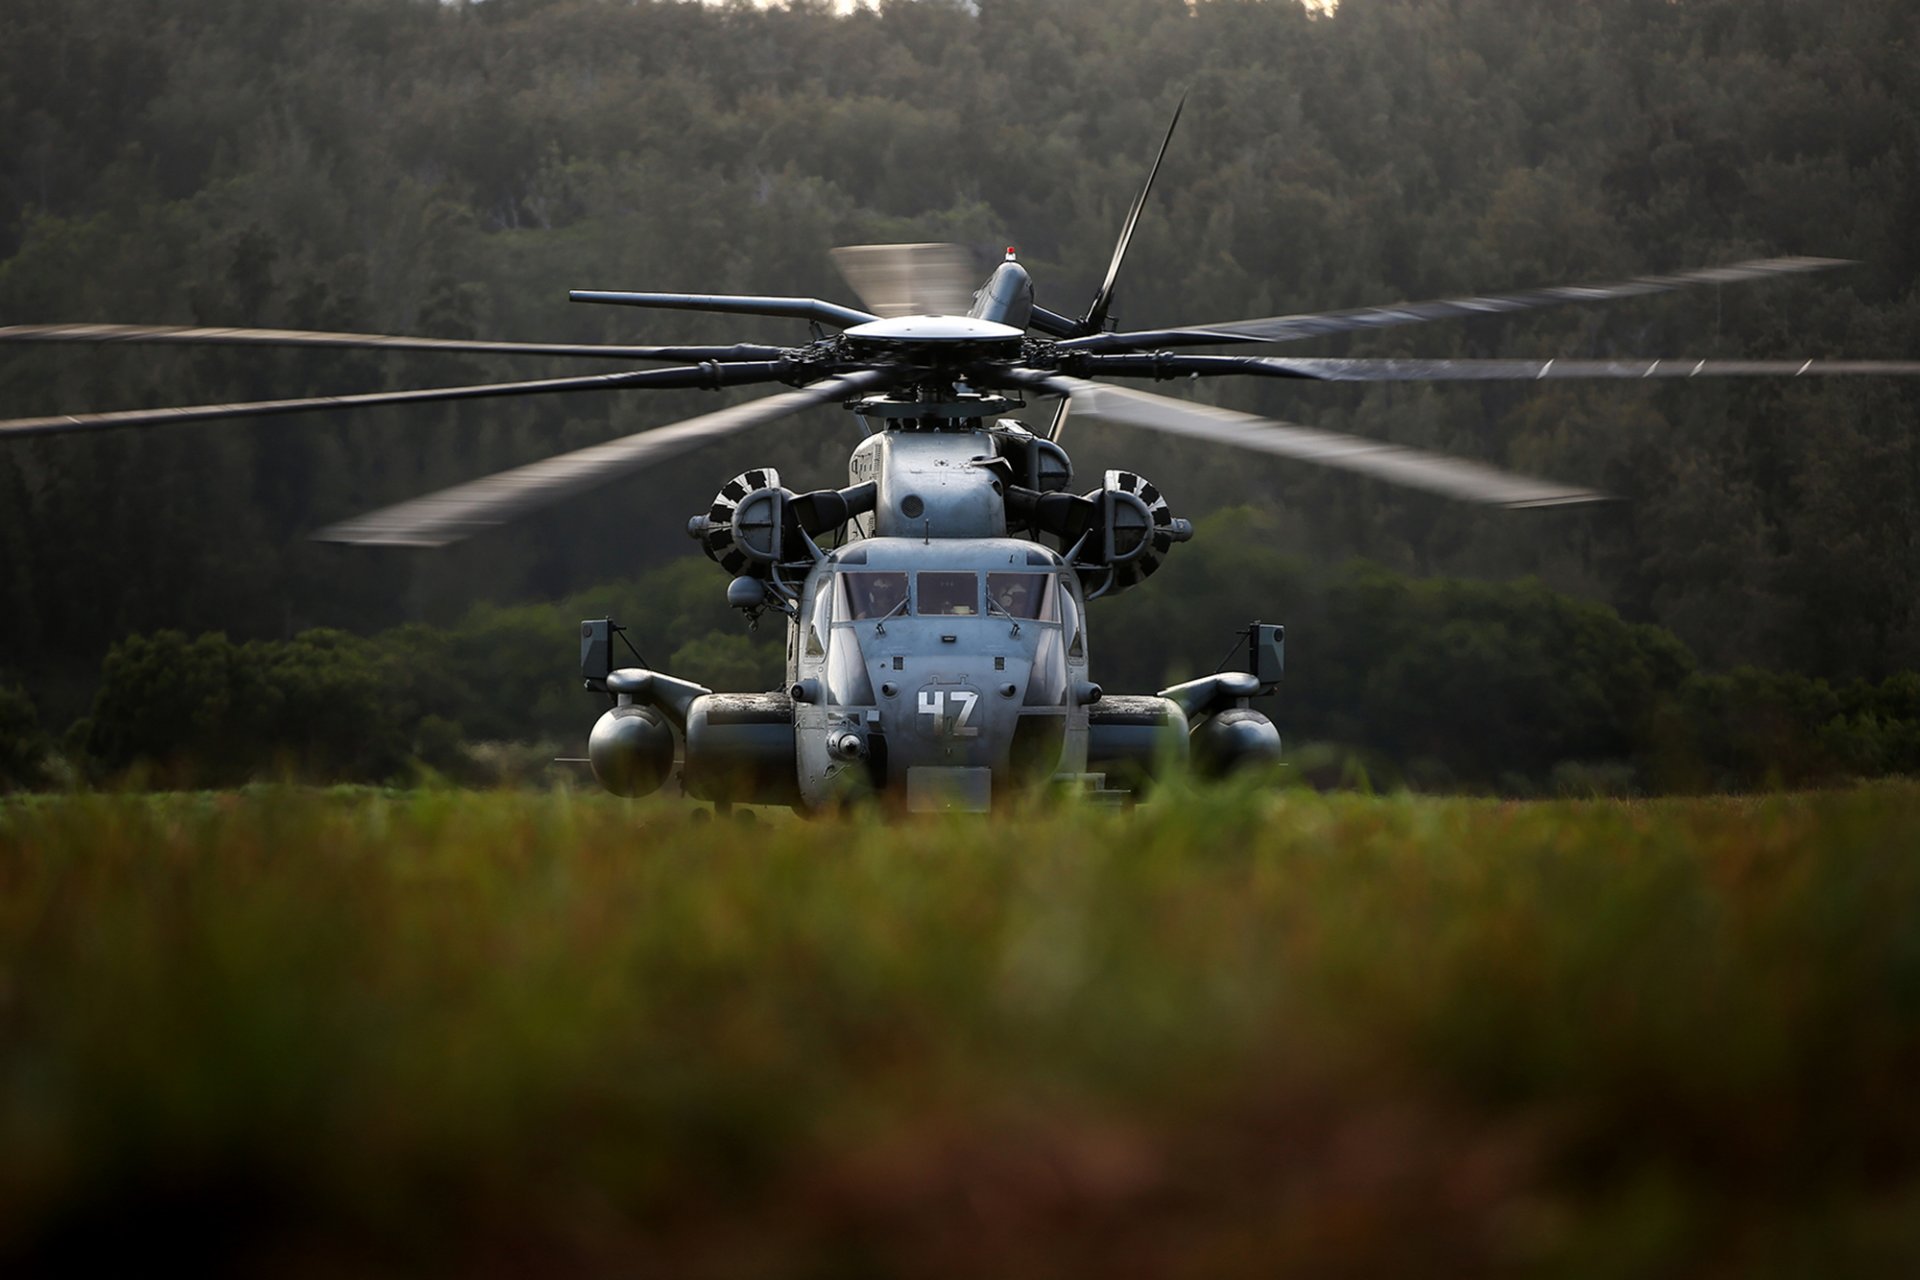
[987,572,1053,621]
[918,571,979,616]
[808,572,832,657]
[1062,574,1085,658]
[841,571,909,620]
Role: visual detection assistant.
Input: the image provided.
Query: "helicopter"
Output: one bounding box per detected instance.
[5,103,1919,812]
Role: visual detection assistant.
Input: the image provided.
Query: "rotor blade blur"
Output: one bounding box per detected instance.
[998,371,1607,508]
[829,244,978,318]
[1083,92,1184,335]
[1045,396,1072,443]
[1074,353,1920,382]
[1059,257,1853,353]
[312,369,896,547]
[0,363,794,439]
[568,291,877,329]
[0,323,789,362]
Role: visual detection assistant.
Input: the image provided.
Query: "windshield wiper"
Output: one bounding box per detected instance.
[873,595,909,636]
[985,595,1022,637]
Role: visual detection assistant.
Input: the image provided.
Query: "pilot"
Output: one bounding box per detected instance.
[864,572,907,618]
[992,577,1032,618]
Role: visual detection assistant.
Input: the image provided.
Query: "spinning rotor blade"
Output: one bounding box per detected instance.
[1045,396,1072,443]
[829,244,978,318]
[1074,353,1920,383]
[1083,93,1184,335]
[1059,257,1852,353]
[0,362,795,439]
[997,371,1607,508]
[314,368,896,547]
[0,323,788,362]
[569,291,877,329]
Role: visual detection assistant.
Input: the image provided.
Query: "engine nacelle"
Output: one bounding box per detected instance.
[1191,707,1283,778]
[588,704,675,797]
[683,692,802,807]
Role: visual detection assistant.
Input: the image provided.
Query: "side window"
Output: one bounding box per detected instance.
[826,627,875,706]
[807,573,832,658]
[1060,574,1085,659]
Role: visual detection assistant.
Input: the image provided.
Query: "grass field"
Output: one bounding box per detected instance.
[4,782,1920,1276]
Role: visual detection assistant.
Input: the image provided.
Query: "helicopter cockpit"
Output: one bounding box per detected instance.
[836,568,1057,622]
[790,538,1093,801]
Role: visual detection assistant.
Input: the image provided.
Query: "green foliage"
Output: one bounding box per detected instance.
[6,783,1920,1272]
[1101,506,1699,788]
[70,555,788,785]
[0,684,47,790]
[1653,666,1920,791]
[83,629,409,785]
[1100,506,1920,791]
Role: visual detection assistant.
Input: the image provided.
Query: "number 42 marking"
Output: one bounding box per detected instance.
[918,689,980,737]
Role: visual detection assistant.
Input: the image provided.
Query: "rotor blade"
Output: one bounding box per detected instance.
[993,371,1606,508]
[0,323,789,362]
[313,369,896,547]
[1045,395,1072,444]
[0,362,795,439]
[1073,353,1920,382]
[829,244,977,318]
[1083,93,1185,336]
[569,291,877,330]
[1058,257,1853,354]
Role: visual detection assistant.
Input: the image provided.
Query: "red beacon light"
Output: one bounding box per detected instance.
[1005,245,1018,261]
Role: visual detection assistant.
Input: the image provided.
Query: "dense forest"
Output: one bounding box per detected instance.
[1,0,1917,783]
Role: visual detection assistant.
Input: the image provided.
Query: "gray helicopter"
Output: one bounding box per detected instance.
[5,103,1918,811]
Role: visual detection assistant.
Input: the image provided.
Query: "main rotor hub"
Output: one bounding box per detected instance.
[853,393,1020,425]
[840,314,1024,363]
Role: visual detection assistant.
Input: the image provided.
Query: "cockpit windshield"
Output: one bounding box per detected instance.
[987,572,1054,621]
[834,568,1058,622]
[841,571,909,620]
[917,571,979,616]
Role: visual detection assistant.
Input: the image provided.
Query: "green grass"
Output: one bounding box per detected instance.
[5,782,1920,1275]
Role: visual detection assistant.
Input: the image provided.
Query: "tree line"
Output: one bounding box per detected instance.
[4,511,1917,794]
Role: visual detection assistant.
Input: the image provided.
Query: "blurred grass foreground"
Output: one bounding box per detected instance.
[5,784,1920,1276]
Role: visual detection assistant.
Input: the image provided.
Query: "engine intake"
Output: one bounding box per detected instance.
[688,468,877,578]
[1005,467,1192,598]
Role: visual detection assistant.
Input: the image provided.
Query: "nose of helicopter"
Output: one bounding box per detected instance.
[866,629,1070,807]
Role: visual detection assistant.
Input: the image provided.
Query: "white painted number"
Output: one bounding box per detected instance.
[917,689,980,737]
[951,691,979,736]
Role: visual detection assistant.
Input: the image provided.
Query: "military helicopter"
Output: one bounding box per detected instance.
[5,103,1919,811]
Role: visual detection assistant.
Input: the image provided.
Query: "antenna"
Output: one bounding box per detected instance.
[1082,93,1185,335]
